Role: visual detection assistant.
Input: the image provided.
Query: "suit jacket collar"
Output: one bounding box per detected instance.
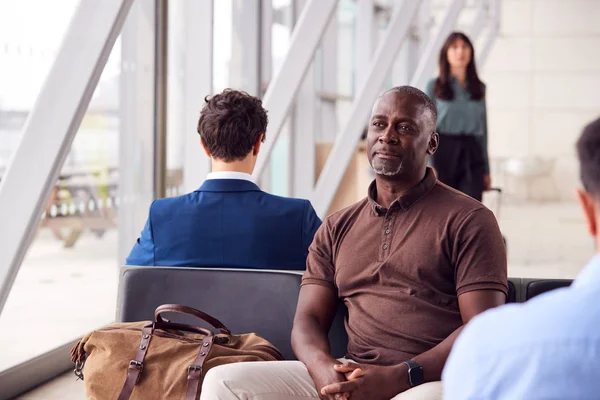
[196,179,262,193]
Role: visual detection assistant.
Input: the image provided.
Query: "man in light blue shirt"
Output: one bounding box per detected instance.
[443,117,600,400]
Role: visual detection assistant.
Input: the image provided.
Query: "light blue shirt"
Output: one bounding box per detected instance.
[443,254,600,400]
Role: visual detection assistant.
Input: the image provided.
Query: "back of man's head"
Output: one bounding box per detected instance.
[197,89,268,162]
[577,118,600,198]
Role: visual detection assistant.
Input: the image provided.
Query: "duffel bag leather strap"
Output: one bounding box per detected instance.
[117,324,153,400]
[153,321,213,336]
[155,304,231,335]
[185,335,215,400]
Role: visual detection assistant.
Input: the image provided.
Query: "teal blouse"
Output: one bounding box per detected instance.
[425,77,489,173]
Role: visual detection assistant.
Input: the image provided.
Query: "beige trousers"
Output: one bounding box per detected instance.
[200,360,442,400]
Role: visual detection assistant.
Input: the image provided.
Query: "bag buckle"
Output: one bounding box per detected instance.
[129,360,144,384]
[74,361,85,381]
[187,364,202,376]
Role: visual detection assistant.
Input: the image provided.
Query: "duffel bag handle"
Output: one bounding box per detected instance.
[153,321,213,336]
[154,304,232,335]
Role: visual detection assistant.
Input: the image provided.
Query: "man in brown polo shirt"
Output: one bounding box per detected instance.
[200,86,507,400]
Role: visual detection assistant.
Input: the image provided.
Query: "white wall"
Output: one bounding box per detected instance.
[482,0,600,200]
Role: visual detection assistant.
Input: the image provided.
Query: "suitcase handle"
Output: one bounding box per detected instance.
[154,304,232,335]
[487,187,503,219]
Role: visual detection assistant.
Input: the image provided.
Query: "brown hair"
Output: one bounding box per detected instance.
[577,117,600,197]
[434,32,485,101]
[197,89,268,161]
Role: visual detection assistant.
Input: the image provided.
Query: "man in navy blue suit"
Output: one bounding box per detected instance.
[126,89,321,270]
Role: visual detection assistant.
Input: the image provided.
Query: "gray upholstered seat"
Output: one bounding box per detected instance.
[117,266,348,360]
[117,267,569,361]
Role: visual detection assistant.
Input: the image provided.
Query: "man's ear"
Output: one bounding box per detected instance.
[252,133,265,156]
[577,189,598,237]
[200,138,212,158]
[427,132,439,156]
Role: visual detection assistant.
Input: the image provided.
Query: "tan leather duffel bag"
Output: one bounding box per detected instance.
[71,304,284,400]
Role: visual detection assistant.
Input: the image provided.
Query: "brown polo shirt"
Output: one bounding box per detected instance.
[302,168,507,366]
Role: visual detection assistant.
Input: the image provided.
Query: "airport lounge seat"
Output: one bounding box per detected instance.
[117,267,571,361]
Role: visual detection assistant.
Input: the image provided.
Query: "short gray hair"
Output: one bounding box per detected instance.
[383,85,437,130]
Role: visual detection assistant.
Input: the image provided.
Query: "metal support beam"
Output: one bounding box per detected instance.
[467,0,487,41]
[258,0,273,192]
[355,0,377,90]
[252,0,337,181]
[231,0,261,96]
[291,0,318,199]
[119,0,157,264]
[477,0,501,68]
[294,112,317,194]
[417,0,432,56]
[410,0,465,90]
[311,0,421,217]
[317,12,338,142]
[0,0,134,315]
[260,0,273,96]
[391,0,419,86]
[154,0,168,198]
[182,0,213,192]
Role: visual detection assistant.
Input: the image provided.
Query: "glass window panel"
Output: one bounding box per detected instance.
[0,0,156,372]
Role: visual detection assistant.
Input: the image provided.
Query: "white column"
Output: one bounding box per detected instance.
[468,0,487,41]
[230,0,261,95]
[0,0,135,315]
[166,0,185,176]
[259,0,273,192]
[417,0,432,57]
[355,0,376,90]
[477,0,501,68]
[261,0,273,97]
[291,0,318,199]
[318,13,339,142]
[119,0,157,264]
[182,0,213,193]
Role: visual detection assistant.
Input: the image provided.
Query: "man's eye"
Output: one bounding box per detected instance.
[372,121,384,127]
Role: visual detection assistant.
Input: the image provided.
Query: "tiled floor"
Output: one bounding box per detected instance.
[11,198,595,399]
[0,231,118,373]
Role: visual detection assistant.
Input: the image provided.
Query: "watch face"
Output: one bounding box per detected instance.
[409,366,424,387]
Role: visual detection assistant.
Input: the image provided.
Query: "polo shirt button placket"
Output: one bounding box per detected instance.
[382,214,393,253]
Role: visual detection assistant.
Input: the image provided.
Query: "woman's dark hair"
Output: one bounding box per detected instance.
[434,31,485,101]
[197,89,268,162]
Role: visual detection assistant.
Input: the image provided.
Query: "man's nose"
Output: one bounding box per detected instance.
[379,129,398,144]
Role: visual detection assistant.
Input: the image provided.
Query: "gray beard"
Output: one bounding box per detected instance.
[371,161,404,176]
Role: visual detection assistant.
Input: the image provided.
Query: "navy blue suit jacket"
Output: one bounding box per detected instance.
[125,179,322,270]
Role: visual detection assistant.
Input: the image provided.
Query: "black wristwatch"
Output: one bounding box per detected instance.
[402,360,424,387]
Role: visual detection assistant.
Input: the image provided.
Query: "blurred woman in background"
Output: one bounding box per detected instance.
[426,32,490,201]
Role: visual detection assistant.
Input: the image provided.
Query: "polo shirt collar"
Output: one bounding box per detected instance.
[367,168,436,215]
